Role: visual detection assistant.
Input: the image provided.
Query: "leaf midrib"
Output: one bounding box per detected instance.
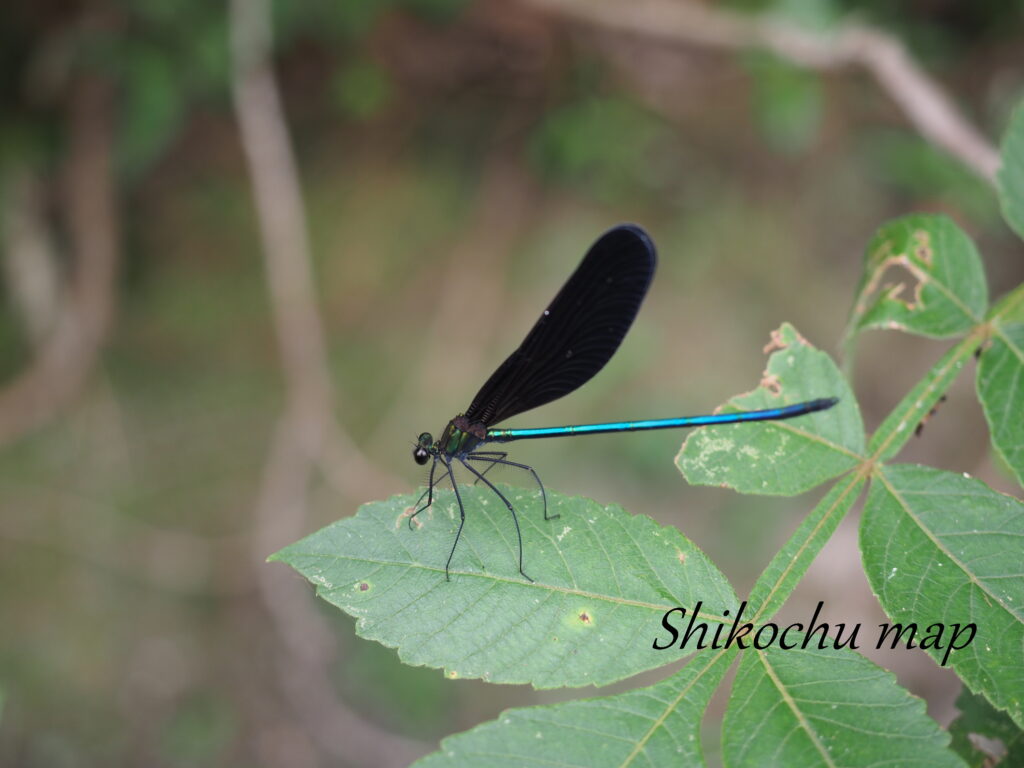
[300,551,734,622]
[876,469,1023,625]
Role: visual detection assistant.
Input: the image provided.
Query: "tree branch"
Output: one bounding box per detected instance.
[229,0,422,764]
[0,76,120,445]
[524,0,1000,183]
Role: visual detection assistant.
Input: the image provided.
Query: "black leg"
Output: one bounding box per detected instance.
[409,459,448,530]
[465,451,507,485]
[460,458,533,582]
[444,459,466,582]
[467,454,555,521]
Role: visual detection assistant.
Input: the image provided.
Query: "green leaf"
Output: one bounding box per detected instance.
[529,97,676,202]
[977,287,1024,487]
[272,486,738,688]
[747,473,866,618]
[723,641,965,767]
[998,100,1024,241]
[846,214,988,341]
[413,648,735,767]
[862,465,1024,727]
[949,688,1024,767]
[677,323,864,495]
[869,334,979,462]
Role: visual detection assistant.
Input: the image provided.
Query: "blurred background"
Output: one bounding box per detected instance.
[1,0,1022,766]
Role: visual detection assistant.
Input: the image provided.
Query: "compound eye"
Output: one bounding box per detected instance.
[413,446,430,465]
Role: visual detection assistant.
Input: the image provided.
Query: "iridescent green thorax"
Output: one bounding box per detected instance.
[439,415,487,457]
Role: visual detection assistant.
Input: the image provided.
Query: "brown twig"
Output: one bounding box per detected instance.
[0,77,120,446]
[524,0,1000,183]
[228,0,424,764]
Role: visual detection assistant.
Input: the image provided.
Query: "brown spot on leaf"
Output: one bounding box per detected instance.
[397,507,424,529]
[912,229,933,265]
[578,611,592,625]
[760,374,782,397]
[358,582,370,592]
[858,253,927,314]
[676,549,687,565]
[762,329,788,354]
[914,395,948,438]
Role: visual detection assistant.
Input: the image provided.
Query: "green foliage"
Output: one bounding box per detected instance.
[999,102,1024,238]
[11,0,470,178]
[530,97,677,202]
[118,42,187,176]
[846,213,988,340]
[862,465,1024,724]
[740,1,834,153]
[863,131,999,225]
[412,649,736,767]
[678,322,863,494]
[950,689,1024,767]
[333,60,393,119]
[98,1,232,175]
[273,487,738,688]
[745,473,866,616]
[746,52,823,154]
[976,291,1024,485]
[275,99,1024,766]
[724,641,963,767]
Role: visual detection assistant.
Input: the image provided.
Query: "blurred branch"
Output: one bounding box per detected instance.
[229,0,423,765]
[524,0,1000,183]
[229,0,395,498]
[0,77,119,446]
[1,170,61,345]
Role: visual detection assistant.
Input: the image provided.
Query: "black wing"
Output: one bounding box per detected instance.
[464,224,656,427]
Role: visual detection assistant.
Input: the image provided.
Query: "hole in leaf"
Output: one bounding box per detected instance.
[397,507,424,529]
[859,254,925,313]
